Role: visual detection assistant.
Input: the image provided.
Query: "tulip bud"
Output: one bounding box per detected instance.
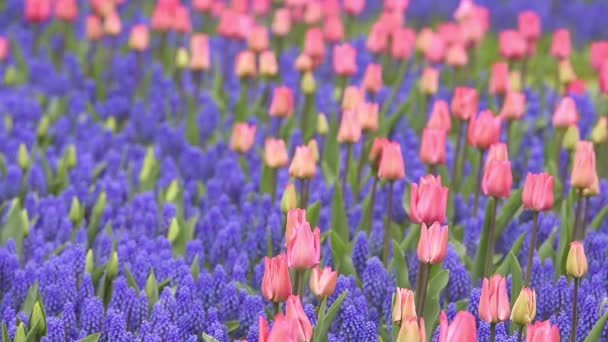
[317,113,329,135]
[167,217,180,242]
[527,320,561,342]
[235,51,256,78]
[262,254,292,302]
[552,97,579,128]
[392,288,416,322]
[65,144,77,169]
[129,24,150,52]
[287,222,321,270]
[420,128,447,165]
[378,142,406,181]
[419,67,439,95]
[259,50,278,77]
[490,62,510,95]
[451,87,479,121]
[500,91,526,120]
[0,37,10,62]
[562,125,580,151]
[175,48,189,69]
[269,86,294,118]
[264,138,289,168]
[289,146,317,179]
[566,241,588,278]
[410,175,449,225]
[18,143,30,170]
[281,183,298,212]
[70,197,83,226]
[510,287,537,325]
[107,251,119,279]
[309,266,338,297]
[301,72,316,95]
[358,102,379,132]
[363,63,383,94]
[417,222,449,264]
[558,59,576,85]
[468,110,502,150]
[337,110,362,144]
[522,172,555,211]
[482,159,513,198]
[571,141,596,189]
[479,275,511,323]
[333,43,357,76]
[427,100,452,131]
[15,323,25,341]
[30,300,46,335]
[342,86,363,111]
[397,317,426,342]
[307,139,319,162]
[86,249,95,273]
[590,117,608,144]
[230,123,256,153]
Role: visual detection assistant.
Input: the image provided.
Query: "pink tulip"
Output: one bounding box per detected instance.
[427,100,452,132]
[285,295,314,342]
[363,63,383,94]
[358,102,379,132]
[591,41,608,71]
[485,143,509,169]
[248,25,269,52]
[270,86,294,118]
[392,288,416,322]
[522,172,554,211]
[366,22,389,54]
[324,15,344,43]
[337,110,362,144]
[287,222,321,270]
[397,316,426,342]
[0,37,9,61]
[499,30,526,60]
[172,6,192,33]
[478,275,510,323]
[304,28,325,64]
[230,123,256,153]
[445,44,468,67]
[482,159,513,198]
[417,222,449,264]
[289,146,316,179]
[190,34,210,71]
[600,62,608,95]
[424,35,446,64]
[252,0,271,15]
[551,29,571,60]
[438,310,477,342]
[25,0,51,23]
[309,266,338,297]
[420,128,447,166]
[259,314,299,342]
[54,0,78,22]
[369,137,389,168]
[378,142,406,181]
[468,110,502,150]
[500,92,526,120]
[193,0,214,12]
[571,141,597,189]
[333,43,358,77]
[262,254,293,303]
[410,175,449,224]
[129,24,150,52]
[518,10,541,42]
[391,27,416,60]
[264,139,289,169]
[344,0,365,15]
[527,320,561,342]
[552,97,579,128]
[86,15,103,41]
[286,209,307,242]
[260,50,279,77]
[451,87,479,121]
[235,50,257,78]
[272,8,291,36]
[104,11,122,36]
[489,62,510,95]
[454,0,474,21]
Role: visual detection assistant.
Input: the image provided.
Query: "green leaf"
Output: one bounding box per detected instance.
[13,323,25,342]
[322,116,340,184]
[78,333,101,342]
[330,184,349,243]
[423,270,450,338]
[24,321,39,342]
[401,224,420,252]
[20,282,39,315]
[556,190,575,278]
[190,255,201,281]
[472,197,497,281]
[427,269,450,299]
[307,201,321,229]
[392,240,410,288]
[583,306,608,342]
[260,165,276,197]
[202,333,220,342]
[226,320,240,333]
[87,191,107,247]
[1,322,10,342]
[507,253,523,309]
[313,290,349,342]
[124,266,141,294]
[1,199,26,254]
[329,231,355,276]
[496,231,526,275]
[588,204,608,231]
[146,270,159,312]
[495,189,523,236]
[302,94,317,141]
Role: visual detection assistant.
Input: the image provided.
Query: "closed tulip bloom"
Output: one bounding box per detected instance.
[317,113,329,135]
[468,110,502,150]
[522,172,554,211]
[482,159,513,198]
[416,28,435,54]
[490,62,510,95]
[151,3,173,32]
[260,314,299,342]
[417,222,449,264]
[562,125,580,151]
[485,143,509,168]
[363,63,383,94]
[129,24,150,52]
[511,288,536,325]
[193,0,213,12]
[55,0,78,22]
[86,15,104,41]
[438,310,477,342]
[269,86,294,118]
[264,139,289,169]
[287,222,321,270]
[527,321,561,342]
[342,86,363,110]
[337,110,362,144]
[391,27,416,60]
[454,0,474,21]
[558,59,576,85]
[304,28,325,64]
[286,209,307,241]
[304,1,323,24]
[324,15,344,43]
[591,117,608,144]
[378,142,406,181]
[499,30,526,60]
[438,22,464,47]
[173,6,192,33]
[566,241,588,278]
[259,50,279,77]
[262,254,293,303]
[584,172,600,196]
[230,123,256,153]
[518,10,541,42]
[427,100,452,131]
[424,35,446,64]
[392,288,416,322]
[451,87,479,121]
[289,146,317,179]
[500,92,526,120]
[285,295,314,342]
[252,0,270,15]
[410,175,449,224]
[190,34,210,70]
[420,128,447,165]
[552,97,579,128]
[369,137,389,168]
[0,38,9,61]
[445,44,468,67]
[281,183,298,213]
[397,317,426,342]
[333,44,358,76]
[272,8,291,36]
[591,41,608,71]
[571,141,596,189]
[235,50,256,78]
[248,25,269,52]
[344,0,365,15]
[309,266,338,297]
[367,22,389,54]
[479,275,510,323]
[419,67,439,95]
[25,0,51,23]
[358,102,379,132]
[294,53,314,73]
[104,11,122,36]
[551,29,571,60]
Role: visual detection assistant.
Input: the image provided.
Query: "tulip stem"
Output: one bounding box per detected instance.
[414,262,429,318]
[382,181,394,266]
[293,270,306,297]
[451,120,466,192]
[365,177,379,233]
[573,189,583,241]
[517,325,524,342]
[300,179,310,209]
[473,149,484,216]
[490,323,496,342]
[581,196,590,240]
[342,143,353,196]
[524,211,539,287]
[569,277,580,342]
[273,302,280,318]
[483,197,498,277]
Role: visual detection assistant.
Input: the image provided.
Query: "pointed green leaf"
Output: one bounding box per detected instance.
[313,290,349,342]
[330,184,349,243]
[538,229,557,262]
[78,333,101,342]
[472,197,497,281]
[191,255,201,281]
[202,333,220,342]
[226,321,240,333]
[392,240,410,288]
[14,322,26,342]
[423,270,450,337]
[146,270,159,311]
[307,201,321,229]
[589,204,608,231]
[260,165,277,197]
[329,231,355,276]
[495,189,523,236]
[496,231,526,275]
[583,306,608,342]
[124,266,141,294]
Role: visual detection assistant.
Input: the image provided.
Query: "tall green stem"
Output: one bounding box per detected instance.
[569,277,580,342]
[382,181,394,266]
[342,144,352,195]
[300,179,309,209]
[524,211,539,287]
[573,189,584,241]
[473,149,484,216]
[490,323,497,342]
[484,197,498,277]
[415,262,429,318]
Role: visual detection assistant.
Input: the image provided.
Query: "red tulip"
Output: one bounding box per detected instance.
[482,159,513,198]
[417,222,449,264]
[378,142,406,181]
[262,254,293,303]
[410,175,449,224]
[478,275,510,323]
[438,310,477,342]
[527,320,561,342]
[287,222,321,270]
[420,128,447,166]
[522,172,554,211]
[270,86,294,118]
[451,87,478,121]
[468,110,502,150]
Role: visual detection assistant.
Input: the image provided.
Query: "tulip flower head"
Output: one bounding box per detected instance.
[285,208,307,242]
[272,8,291,36]
[287,222,321,270]
[551,29,571,60]
[259,50,279,77]
[420,128,447,166]
[451,87,479,121]
[522,172,554,211]
[527,320,561,342]
[438,310,477,342]
[269,86,294,118]
[482,159,513,198]
[285,295,314,342]
[262,254,293,303]
[552,97,579,128]
[417,222,449,264]
[369,137,389,169]
[264,139,289,169]
[259,314,299,342]
[518,10,541,42]
[410,175,449,225]
[378,142,406,181]
[511,287,536,325]
[289,146,317,179]
[566,241,588,278]
[230,123,256,153]
[358,102,379,132]
[309,266,338,297]
[363,63,383,94]
[0,38,9,62]
[129,25,150,52]
[333,43,358,76]
[235,50,257,78]
[468,110,502,150]
[478,275,510,323]
[427,100,452,132]
[499,29,526,60]
[392,288,416,322]
[397,316,426,342]
[419,67,439,95]
[500,91,526,120]
[570,141,596,189]
[489,62,510,95]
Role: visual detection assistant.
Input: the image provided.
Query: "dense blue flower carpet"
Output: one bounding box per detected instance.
[1,0,608,341]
